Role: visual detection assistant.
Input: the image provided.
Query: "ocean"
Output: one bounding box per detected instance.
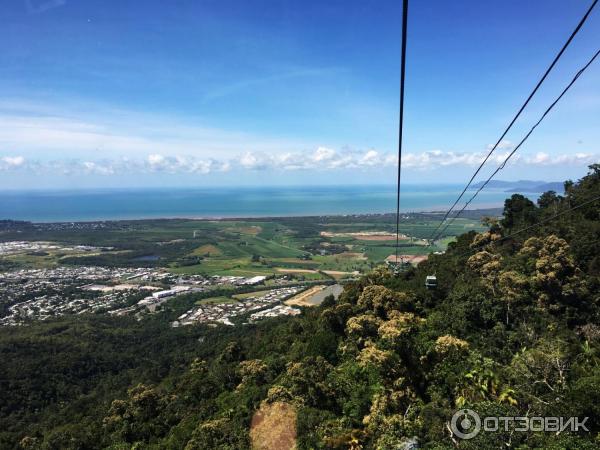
[0,185,540,223]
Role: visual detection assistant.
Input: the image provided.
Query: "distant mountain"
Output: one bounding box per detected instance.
[471,180,564,193]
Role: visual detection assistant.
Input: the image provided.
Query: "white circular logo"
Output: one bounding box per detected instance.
[450,409,481,440]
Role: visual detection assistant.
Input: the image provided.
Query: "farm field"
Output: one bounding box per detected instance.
[195,296,238,305]
[0,212,491,277]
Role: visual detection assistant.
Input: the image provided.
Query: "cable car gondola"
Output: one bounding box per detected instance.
[425,275,437,289]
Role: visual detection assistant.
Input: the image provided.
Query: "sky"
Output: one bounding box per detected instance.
[0,0,598,189]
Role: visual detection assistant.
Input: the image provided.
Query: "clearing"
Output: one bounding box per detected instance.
[190,244,222,256]
[320,231,408,241]
[276,268,316,274]
[285,285,326,306]
[286,284,345,307]
[195,296,238,305]
[232,290,273,300]
[250,402,296,450]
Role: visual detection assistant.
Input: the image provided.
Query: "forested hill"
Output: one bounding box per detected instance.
[2,165,600,449]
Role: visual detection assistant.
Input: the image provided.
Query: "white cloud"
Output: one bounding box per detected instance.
[1,156,26,168]
[313,146,336,162]
[1,148,595,177]
[526,152,550,165]
[486,139,514,151]
[0,100,315,160]
[81,161,115,175]
[523,152,595,166]
[143,154,230,174]
[0,100,595,176]
[239,152,263,170]
[147,154,166,167]
[359,150,381,166]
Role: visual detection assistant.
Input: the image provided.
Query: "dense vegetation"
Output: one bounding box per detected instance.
[1,166,599,449]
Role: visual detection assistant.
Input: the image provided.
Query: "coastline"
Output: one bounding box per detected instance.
[0,207,504,225]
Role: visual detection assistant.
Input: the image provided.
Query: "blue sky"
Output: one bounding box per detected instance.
[0,0,598,189]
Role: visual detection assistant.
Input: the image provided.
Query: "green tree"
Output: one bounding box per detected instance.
[501,194,537,230]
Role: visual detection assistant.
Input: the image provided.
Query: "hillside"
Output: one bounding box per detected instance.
[1,165,599,449]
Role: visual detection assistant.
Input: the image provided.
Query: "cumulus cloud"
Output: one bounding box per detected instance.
[0,102,312,163]
[1,156,26,168]
[486,140,514,151]
[1,100,597,182]
[144,154,230,174]
[402,150,511,169]
[522,151,595,166]
[239,152,267,170]
[401,150,598,170]
[313,146,336,162]
[0,148,596,176]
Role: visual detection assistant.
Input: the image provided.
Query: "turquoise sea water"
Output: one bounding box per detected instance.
[0,185,540,222]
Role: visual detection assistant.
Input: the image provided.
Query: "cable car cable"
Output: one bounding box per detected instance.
[394,0,409,266]
[421,193,600,288]
[427,0,598,243]
[452,193,600,261]
[430,47,600,242]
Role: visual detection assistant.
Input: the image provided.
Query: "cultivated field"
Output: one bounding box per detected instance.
[0,213,489,277]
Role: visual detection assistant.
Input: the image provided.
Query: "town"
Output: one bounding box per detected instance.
[0,240,113,256]
[0,265,323,327]
[173,286,303,327]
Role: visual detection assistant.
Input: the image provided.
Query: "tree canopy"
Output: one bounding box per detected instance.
[1,165,599,449]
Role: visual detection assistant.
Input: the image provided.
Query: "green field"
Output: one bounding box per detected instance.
[0,213,491,276]
[232,290,273,299]
[195,296,239,305]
